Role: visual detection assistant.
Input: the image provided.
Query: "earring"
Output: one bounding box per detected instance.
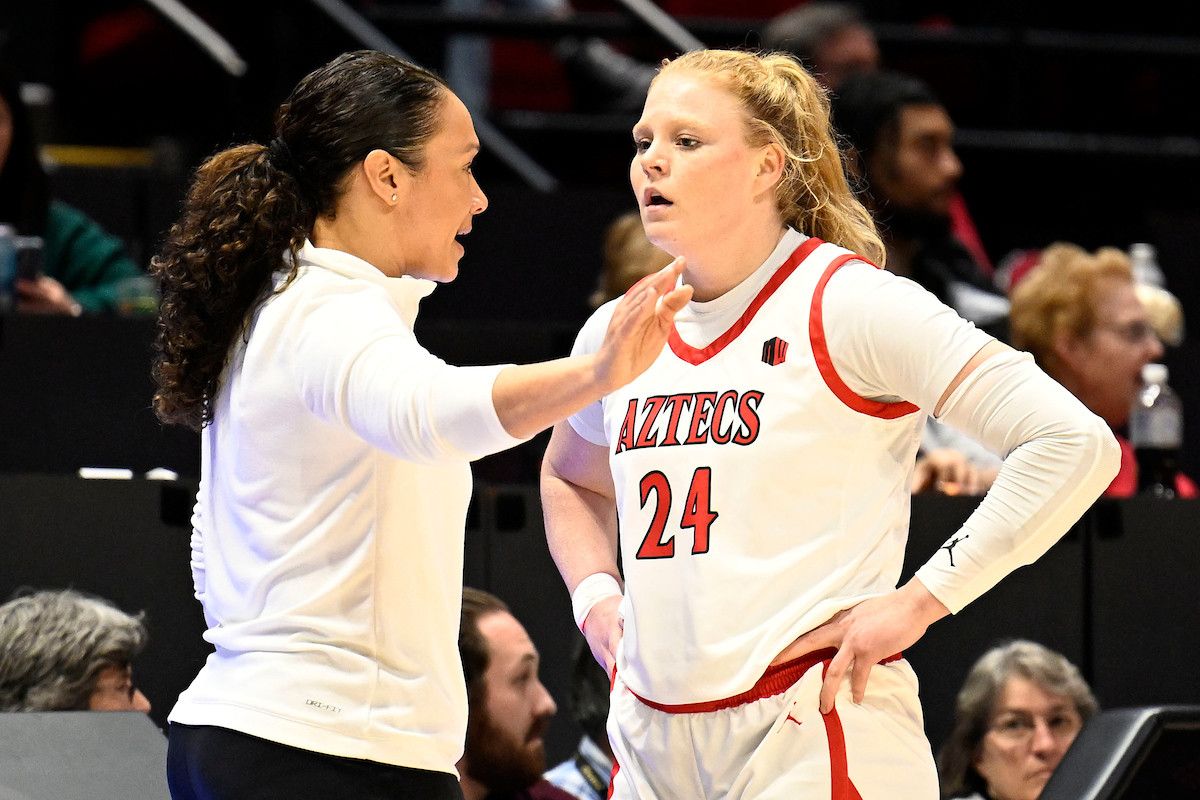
[391,193,398,203]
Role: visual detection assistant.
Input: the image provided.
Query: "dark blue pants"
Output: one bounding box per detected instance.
[167,723,464,800]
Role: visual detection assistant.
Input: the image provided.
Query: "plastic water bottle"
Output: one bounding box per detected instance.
[1129,242,1166,288]
[1129,363,1183,499]
[0,224,16,314]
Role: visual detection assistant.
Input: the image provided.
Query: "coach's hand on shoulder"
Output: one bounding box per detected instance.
[594,258,691,393]
[583,594,624,674]
[774,579,950,715]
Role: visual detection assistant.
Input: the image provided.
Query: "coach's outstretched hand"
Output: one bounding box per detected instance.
[593,258,691,394]
[773,578,950,714]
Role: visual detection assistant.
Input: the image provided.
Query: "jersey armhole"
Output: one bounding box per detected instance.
[808,255,920,419]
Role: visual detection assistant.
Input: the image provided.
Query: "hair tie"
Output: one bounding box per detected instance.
[266,137,298,175]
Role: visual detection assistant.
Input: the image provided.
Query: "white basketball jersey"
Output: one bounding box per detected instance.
[575,233,929,705]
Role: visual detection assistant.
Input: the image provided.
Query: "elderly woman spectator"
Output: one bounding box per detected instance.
[938,640,1097,800]
[0,588,151,713]
[1010,242,1195,498]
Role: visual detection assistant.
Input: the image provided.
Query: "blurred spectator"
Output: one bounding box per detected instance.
[544,637,613,800]
[588,210,673,310]
[0,69,152,314]
[938,639,1097,800]
[0,588,151,713]
[1009,242,1196,498]
[1000,246,1186,349]
[761,1,880,90]
[458,588,574,800]
[832,69,1008,337]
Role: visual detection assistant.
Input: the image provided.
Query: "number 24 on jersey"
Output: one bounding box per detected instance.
[636,467,719,560]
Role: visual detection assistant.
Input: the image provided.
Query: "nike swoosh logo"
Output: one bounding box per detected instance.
[786,714,803,727]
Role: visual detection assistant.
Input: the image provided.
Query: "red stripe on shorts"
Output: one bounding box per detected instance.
[820,658,864,800]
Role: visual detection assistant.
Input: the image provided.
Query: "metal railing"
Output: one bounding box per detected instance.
[307,0,560,191]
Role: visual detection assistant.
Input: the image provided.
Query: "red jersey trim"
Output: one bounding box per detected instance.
[668,236,825,365]
[627,649,901,714]
[810,255,921,419]
[821,658,865,800]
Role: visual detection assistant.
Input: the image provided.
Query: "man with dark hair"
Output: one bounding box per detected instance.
[831,69,1009,337]
[544,638,614,800]
[458,587,574,800]
[0,588,151,713]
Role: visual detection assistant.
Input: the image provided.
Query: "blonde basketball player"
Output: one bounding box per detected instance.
[541,50,1119,799]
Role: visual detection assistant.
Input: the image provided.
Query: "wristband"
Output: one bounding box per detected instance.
[571,573,622,633]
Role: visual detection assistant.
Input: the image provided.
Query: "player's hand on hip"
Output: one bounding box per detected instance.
[773,579,950,714]
[582,594,624,674]
[594,258,692,393]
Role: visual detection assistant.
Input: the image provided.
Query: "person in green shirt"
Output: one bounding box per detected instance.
[1,70,149,314]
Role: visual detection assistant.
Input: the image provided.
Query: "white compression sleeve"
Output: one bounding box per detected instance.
[914,349,1120,613]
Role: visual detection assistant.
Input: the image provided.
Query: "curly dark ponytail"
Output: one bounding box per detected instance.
[150,146,309,429]
[150,50,447,430]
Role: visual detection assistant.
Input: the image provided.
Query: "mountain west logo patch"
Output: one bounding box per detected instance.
[762,337,788,366]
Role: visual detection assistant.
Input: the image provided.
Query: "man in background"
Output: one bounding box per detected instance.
[458,588,574,800]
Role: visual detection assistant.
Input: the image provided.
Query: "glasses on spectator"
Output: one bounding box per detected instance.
[1097,320,1157,344]
[988,710,1082,744]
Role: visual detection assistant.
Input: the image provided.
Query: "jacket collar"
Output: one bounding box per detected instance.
[297,240,436,328]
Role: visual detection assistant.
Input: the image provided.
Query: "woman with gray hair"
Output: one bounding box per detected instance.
[938,639,1098,800]
[0,589,150,713]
